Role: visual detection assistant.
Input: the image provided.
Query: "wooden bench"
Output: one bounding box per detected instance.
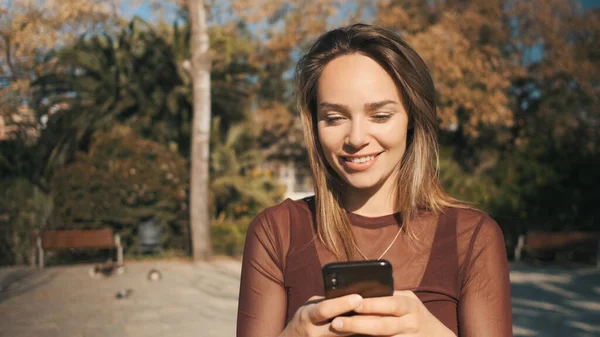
[514,231,600,268]
[33,229,123,269]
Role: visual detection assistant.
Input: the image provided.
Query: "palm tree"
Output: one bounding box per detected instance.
[209,118,283,219]
[30,12,265,260]
[33,17,194,154]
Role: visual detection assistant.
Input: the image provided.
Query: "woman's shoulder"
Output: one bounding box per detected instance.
[443,205,504,244]
[445,205,495,224]
[261,196,314,218]
[248,196,315,232]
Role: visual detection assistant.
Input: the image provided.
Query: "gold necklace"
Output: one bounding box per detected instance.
[353,226,402,260]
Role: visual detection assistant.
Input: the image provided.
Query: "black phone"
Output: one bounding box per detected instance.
[322,260,394,300]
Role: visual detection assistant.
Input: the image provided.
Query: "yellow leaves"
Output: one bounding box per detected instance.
[1,0,118,98]
[376,0,419,33]
[250,168,271,179]
[397,11,515,137]
[231,0,289,24]
[508,0,599,101]
[1,78,29,96]
[376,3,410,28]
[0,79,30,121]
[254,101,292,138]
[233,204,249,214]
[232,0,345,60]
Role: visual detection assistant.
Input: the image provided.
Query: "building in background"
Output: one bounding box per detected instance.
[264,160,313,200]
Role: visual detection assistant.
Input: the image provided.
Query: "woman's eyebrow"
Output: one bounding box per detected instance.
[364,100,400,111]
[318,102,350,114]
[319,99,400,114]
[318,100,399,113]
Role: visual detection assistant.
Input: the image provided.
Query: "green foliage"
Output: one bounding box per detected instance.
[210,217,251,256]
[440,140,600,246]
[0,179,53,265]
[438,147,499,209]
[33,17,259,159]
[496,143,599,232]
[33,17,192,156]
[49,125,190,254]
[23,16,283,261]
[210,117,286,219]
[45,120,284,258]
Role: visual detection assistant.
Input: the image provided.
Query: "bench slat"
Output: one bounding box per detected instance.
[525,231,600,251]
[41,229,115,249]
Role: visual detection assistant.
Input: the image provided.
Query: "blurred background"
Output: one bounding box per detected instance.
[0,0,598,336]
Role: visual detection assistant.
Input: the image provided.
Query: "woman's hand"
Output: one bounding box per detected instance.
[329,291,456,337]
[279,294,364,337]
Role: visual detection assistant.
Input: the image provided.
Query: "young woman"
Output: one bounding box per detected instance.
[236,23,513,337]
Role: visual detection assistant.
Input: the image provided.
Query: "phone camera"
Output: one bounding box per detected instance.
[329,273,343,289]
[330,273,338,289]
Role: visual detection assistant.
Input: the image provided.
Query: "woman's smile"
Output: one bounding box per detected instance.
[340,152,383,171]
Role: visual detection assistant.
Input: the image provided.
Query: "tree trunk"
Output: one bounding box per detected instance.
[188,0,212,261]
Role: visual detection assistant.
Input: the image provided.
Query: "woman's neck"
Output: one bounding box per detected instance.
[341,179,397,217]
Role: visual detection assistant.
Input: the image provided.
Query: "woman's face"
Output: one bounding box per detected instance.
[316,53,409,193]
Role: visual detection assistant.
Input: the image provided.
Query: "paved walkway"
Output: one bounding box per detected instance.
[0,259,241,337]
[509,263,600,337]
[0,260,599,337]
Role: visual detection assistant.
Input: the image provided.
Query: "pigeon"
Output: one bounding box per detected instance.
[89,262,125,279]
[116,288,133,299]
[147,269,162,281]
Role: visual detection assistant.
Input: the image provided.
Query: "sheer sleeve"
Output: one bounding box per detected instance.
[236,210,287,337]
[458,216,513,337]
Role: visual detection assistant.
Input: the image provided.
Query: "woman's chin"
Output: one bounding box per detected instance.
[342,177,383,191]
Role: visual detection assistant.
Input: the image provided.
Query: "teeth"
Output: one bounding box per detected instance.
[347,155,375,163]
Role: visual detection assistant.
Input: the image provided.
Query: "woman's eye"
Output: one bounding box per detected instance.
[372,114,392,122]
[323,116,345,124]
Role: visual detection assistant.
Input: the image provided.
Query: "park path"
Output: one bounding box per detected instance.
[1,259,599,337]
[509,263,600,337]
[0,259,241,337]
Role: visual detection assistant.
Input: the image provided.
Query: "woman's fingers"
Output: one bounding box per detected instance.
[306,294,363,323]
[393,290,419,299]
[283,295,361,337]
[306,295,325,305]
[353,292,417,317]
[331,314,416,336]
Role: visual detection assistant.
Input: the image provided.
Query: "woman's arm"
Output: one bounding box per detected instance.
[237,211,287,337]
[458,216,513,337]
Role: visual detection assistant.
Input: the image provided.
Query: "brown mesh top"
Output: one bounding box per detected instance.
[237,197,513,337]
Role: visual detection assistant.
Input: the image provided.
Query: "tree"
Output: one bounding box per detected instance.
[0,178,53,266]
[209,117,285,218]
[375,0,600,235]
[22,18,184,190]
[0,0,129,190]
[0,0,119,126]
[49,125,190,254]
[187,0,212,261]
[230,0,352,171]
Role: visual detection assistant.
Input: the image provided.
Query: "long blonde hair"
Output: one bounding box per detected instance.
[294,23,465,259]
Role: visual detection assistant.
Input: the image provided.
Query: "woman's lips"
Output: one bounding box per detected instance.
[341,152,382,171]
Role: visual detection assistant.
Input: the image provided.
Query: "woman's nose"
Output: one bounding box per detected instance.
[345,119,370,149]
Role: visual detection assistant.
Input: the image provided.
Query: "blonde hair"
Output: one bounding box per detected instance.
[294,23,466,259]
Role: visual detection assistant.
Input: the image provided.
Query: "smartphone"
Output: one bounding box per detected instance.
[322,260,394,300]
